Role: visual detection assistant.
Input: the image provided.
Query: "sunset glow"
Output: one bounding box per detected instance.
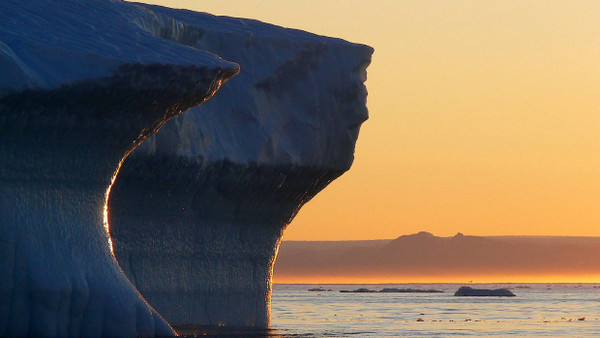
[274,274,600,285]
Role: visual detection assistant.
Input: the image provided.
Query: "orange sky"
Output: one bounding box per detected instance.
[274,274,600,285]
[141,1,600,240]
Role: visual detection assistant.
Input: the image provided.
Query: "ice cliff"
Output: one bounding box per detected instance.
[108,4,373,329]
[0,0,372,334]
[0,0,238,336]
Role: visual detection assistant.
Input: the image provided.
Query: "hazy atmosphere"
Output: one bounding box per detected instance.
[142,0,600,240]
[274,232,600,283]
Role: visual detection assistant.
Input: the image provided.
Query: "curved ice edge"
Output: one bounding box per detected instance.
[108,3,373,329]
[0,62,239,117]
[0,62,238,336]
[109,158,344,328]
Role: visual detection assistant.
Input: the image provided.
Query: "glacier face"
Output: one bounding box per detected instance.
[109,4,373,328]
[0,0,238,336]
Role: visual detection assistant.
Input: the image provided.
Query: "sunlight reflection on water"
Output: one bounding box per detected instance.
[270,284,600,337]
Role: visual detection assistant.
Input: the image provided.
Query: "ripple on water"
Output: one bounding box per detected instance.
[269,284,600,337]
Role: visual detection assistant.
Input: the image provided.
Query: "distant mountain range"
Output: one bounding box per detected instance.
[273,232,600,282]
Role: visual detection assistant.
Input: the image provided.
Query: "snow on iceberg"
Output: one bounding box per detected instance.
[108,4,373,328]
[0,0,238,336]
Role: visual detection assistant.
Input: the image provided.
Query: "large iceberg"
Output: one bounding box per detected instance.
[0,0,372,334]
[108,4,373,329]
[0,0,238,336]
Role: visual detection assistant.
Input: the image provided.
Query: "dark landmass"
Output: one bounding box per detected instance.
[274,232,600,281]
[454,286,516,297]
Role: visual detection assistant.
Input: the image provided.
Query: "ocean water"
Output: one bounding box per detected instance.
[268,283,600,337]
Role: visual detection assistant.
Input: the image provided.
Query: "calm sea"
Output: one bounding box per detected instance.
[267,283,600,337]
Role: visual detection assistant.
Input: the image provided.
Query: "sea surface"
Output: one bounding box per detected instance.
[266,283,600,337]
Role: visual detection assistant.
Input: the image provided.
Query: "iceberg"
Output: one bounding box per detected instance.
[108,4,373,329]
[0,0,238,336]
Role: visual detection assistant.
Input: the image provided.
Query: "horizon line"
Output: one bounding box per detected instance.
[283,232,600,241]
